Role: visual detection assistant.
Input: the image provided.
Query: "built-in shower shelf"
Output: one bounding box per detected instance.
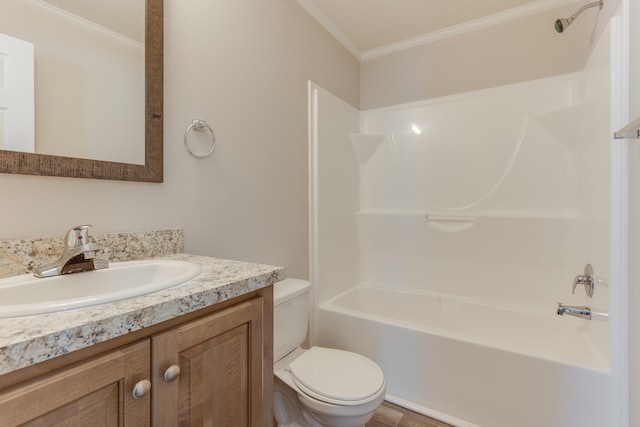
[349,133,389,165]
[614,115,640,139]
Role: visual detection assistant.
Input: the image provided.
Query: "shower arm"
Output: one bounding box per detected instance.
[555,0,603,33]
[569,1,603,21]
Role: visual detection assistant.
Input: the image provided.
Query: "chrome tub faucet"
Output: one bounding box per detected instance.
[33,225,108,278]
[572,264,595,297]
[557,303,591,320]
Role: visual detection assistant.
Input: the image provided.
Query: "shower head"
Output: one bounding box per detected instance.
[554,17,573,33]
[554,0,603,33]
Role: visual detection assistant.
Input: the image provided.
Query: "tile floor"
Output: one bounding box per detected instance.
[367,401,453,427]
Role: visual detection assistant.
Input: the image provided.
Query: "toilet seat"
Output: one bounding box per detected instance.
[287,347,385,406]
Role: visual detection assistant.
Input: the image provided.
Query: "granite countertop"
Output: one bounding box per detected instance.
[0,253,284,376]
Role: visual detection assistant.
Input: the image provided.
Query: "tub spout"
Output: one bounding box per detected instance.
[557,303,591,320]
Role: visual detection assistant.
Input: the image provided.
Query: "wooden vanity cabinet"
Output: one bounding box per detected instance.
[0,339,151,426]
[0,289,273,427]
[152,297,265,426]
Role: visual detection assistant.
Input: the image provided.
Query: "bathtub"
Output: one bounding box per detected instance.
[315,286,615,427]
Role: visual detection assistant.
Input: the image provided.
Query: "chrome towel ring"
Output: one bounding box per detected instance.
[184,118,215,158]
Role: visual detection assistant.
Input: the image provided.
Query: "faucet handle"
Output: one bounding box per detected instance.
[64,225,93,248]
[572,263,595,297]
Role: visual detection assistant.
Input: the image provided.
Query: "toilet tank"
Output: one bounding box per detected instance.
[273,278,311,362]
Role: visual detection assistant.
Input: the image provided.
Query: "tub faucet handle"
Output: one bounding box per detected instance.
[572,264,594,297]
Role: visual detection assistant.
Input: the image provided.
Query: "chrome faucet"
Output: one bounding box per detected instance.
[572,264,595,297]
[557,303,591,320]
[33,225,108,278]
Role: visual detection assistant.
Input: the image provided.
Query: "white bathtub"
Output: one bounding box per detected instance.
[315,286,615,427]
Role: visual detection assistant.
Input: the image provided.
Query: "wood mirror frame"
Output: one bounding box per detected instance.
[0,0,163,183]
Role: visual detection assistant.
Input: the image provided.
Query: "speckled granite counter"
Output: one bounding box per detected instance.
[0,229,185,279]
[0,253,284,376]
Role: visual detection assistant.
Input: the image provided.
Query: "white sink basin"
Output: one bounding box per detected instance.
[0,260,201,318]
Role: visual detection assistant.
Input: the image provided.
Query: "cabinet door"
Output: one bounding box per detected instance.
[0,339,150,426]
[152,297,264,427]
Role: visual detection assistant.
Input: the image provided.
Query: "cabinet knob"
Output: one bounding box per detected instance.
[132,379,152,399]
[163,364,181,382]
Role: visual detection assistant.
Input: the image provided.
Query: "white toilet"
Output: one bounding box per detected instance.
[273,279,386,427]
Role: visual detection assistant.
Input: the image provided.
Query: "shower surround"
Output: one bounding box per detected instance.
[309,17,619,427]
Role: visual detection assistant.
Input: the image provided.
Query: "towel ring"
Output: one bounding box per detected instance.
[184,118,215,158]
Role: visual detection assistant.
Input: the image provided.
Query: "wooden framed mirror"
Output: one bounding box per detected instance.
[0,0,163,182]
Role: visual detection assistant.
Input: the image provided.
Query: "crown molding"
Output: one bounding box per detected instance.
[362,0,576,60]
[297,0,576,62]
[23,0,143,51]
[295,0,361,59]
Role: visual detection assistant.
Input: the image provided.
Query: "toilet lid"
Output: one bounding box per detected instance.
[288,347,385,404]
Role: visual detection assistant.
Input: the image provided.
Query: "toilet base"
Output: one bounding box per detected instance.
[274,375,383,427]
[274,379,322,427]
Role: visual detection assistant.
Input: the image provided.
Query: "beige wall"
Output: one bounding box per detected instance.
[0,0,359,279]
[361,1,621,109]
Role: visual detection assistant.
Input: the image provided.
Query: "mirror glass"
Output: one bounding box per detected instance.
[0,0,163,182]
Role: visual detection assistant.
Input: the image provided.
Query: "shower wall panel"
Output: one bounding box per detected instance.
[308,83,360,306]
[356,64,611,316]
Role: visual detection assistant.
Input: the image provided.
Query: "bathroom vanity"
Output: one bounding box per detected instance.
[0,252,283,426]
